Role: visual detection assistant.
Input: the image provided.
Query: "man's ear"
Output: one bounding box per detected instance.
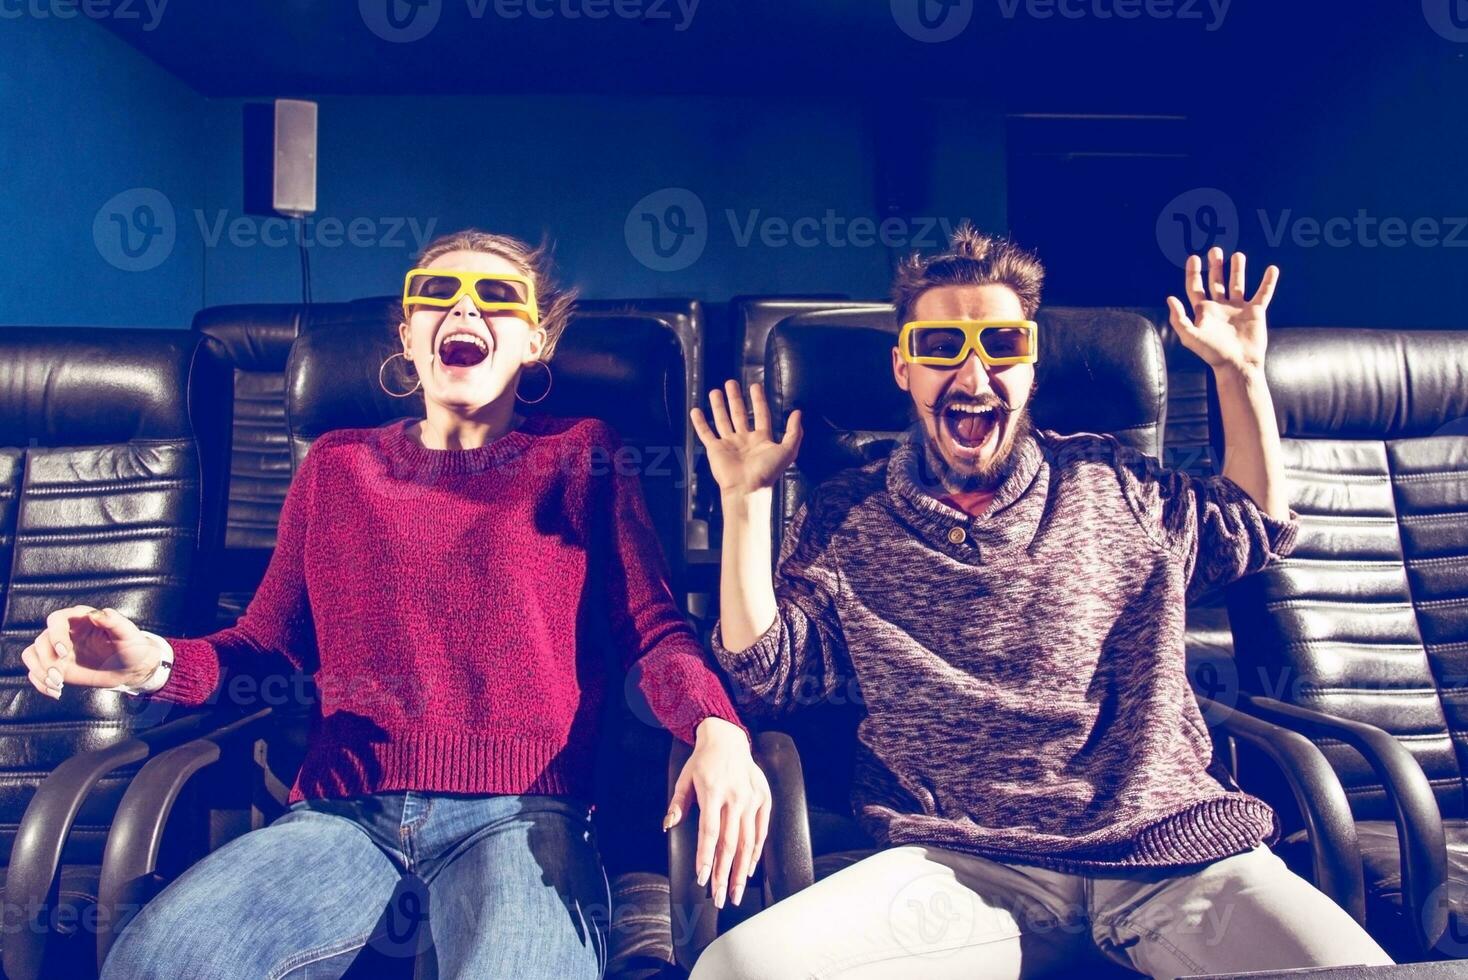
[891,346,910,392]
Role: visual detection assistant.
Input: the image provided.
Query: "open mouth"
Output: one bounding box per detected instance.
[437,331,491,369]
[941,402,1002,452]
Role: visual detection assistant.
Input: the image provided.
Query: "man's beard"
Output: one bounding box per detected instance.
[918,398,1034,496]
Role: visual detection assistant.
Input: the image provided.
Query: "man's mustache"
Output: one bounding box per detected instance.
[925,391,1013,416]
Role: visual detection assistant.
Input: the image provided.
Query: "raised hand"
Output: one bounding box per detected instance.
[691,380,803,498]
[20,606,166,699]
[1167,246,1280,373]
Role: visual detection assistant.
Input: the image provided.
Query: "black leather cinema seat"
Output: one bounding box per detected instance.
[727,296,871,392]
[0,328,232,980]
[667,306,1369,971]
[577,300,708,555]
[1220,327,1468,960]
[192,303,308,627]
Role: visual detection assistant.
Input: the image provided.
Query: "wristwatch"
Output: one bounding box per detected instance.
[109,632,175,696]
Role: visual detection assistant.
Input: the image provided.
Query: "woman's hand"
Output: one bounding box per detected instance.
[664,716,771,908]
[691,381,803,499]
[21,606,165,699]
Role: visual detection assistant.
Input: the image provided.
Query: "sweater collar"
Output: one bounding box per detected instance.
[374,414,547,477]
[886,423,1046,555]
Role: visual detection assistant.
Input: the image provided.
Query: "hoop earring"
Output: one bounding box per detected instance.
[378,352,421,399]
[516,360,553,405]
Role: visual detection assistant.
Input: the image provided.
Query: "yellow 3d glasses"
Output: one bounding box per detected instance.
[897,320,1038,367]
[401,269,540,325]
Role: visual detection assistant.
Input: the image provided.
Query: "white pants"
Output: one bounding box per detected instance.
[691,845,1392,979]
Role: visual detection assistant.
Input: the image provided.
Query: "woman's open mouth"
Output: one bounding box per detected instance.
[941,402,1002,455]
[437,331,491,371]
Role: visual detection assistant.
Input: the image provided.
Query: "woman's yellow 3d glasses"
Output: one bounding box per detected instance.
[897,320,1039,367]
[401,269,540,325]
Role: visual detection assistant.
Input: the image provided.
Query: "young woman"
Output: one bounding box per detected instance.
[23,229,769,979]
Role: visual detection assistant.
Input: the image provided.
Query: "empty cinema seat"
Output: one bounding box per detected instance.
[577,299,713,560]
[192,303,308,627]
[1219,327,1468,960]
[0,328,233,980]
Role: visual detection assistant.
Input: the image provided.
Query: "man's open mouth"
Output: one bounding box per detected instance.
[437,331,491,369]
[941,402,1001,451]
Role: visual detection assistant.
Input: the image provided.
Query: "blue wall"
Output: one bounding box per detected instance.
[197,94,1005,308]
[0,17,207,327]
[0,19,1006,326]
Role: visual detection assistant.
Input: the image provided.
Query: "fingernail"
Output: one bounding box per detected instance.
[733,881,745,906]
[697,864,711,887]
[662,807,678,832]
[55,642,70,658]
[714,889,724,909]
[46,668,62,688]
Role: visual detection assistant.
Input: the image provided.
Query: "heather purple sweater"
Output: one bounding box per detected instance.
[712,427,1300,872]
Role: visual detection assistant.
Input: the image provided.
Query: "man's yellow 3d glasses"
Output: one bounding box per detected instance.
[897,320,1038,367]
[401,269,540,325]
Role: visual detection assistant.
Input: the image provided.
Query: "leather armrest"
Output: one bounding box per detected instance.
[1199,696,1365,922]
[666,729,816,971]
[2,708,247,980]
[1242,693,1447,955]
[93,707,274,972]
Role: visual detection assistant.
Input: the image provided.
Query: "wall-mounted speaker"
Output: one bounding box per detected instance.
[243,99,318,218]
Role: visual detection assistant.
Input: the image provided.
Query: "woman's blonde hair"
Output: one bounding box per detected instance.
[409,229,578,360]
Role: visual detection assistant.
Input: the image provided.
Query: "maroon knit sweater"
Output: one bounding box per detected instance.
[157,415,746,803]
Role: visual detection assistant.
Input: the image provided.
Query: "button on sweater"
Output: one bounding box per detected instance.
[158,415,746,803]
[713,427,1300,872]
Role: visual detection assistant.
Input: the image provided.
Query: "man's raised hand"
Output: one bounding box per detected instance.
[691,380,803,498]
[1166,246,1280,374]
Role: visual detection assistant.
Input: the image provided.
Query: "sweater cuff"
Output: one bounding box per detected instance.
[1259,507,1302,560]
[638,638,750,748]
[709,617,784,677]
[1217,474,1302,561]
[683,700,751,750]
[148,635,221,707]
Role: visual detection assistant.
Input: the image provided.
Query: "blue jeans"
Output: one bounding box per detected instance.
[101,792,610,980]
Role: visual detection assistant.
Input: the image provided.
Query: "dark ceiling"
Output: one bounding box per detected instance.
[98,1,1436,110]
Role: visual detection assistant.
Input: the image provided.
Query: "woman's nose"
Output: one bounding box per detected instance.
[450,295,481,318]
